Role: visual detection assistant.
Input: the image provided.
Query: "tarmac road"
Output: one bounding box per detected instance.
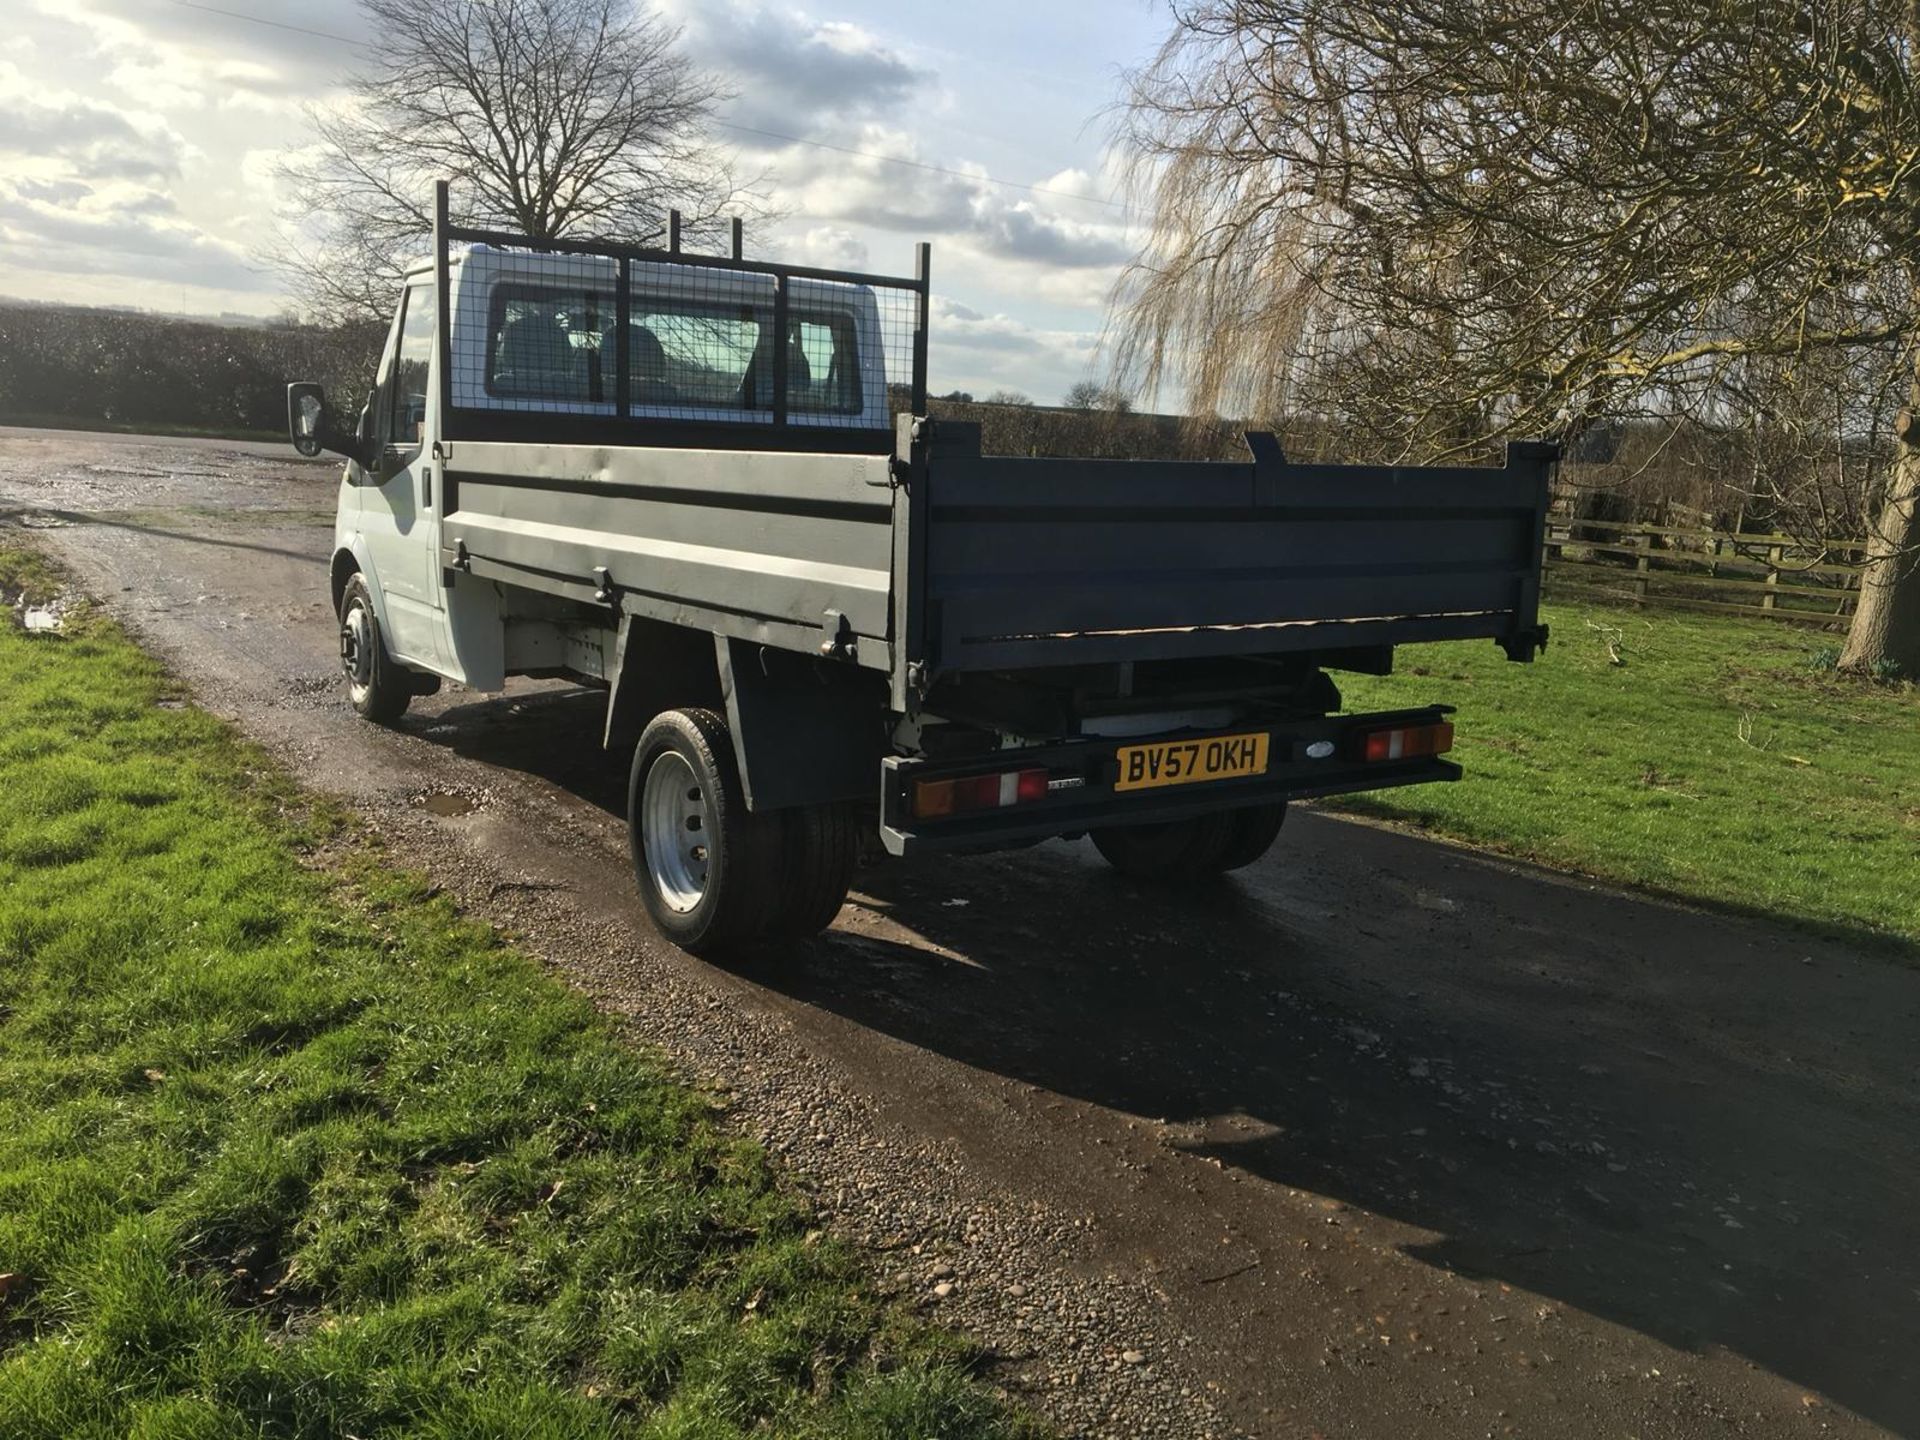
[4,425,1916,1438]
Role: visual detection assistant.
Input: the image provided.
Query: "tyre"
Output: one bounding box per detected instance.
[628,708,782,954]
[1215,802,1287,872]
[771,802,858,938]
[1090,812,1235,882]
[337,573,411,724]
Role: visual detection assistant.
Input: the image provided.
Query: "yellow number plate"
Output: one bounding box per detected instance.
[1114,732,1270,793]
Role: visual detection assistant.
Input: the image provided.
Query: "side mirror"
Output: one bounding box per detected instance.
[287,381,371,466]
[287,381,329,457]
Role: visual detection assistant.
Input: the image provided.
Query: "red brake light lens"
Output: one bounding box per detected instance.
[913,767,1052,819]
[1359,721,1454,762]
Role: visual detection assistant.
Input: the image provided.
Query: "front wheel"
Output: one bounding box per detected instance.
[628,708,782,954]
[337,574,411,723]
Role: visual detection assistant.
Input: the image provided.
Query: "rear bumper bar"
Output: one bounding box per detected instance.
[878,706,1457,856]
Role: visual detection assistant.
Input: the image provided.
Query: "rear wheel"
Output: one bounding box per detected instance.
[337,574,411,724]
[1090,813,1235,882]
[772,802,858,938]
[628,708,781,954]
[1215,802,1287,872]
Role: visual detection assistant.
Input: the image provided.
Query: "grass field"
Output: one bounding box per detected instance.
[0,547,1036,1439]
[1334,600,1920,949]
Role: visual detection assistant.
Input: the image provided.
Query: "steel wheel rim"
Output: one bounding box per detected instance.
[341,602,374,703]
[643,750,710,912]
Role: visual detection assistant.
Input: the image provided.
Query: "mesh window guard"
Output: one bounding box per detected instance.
[433,183,927,455]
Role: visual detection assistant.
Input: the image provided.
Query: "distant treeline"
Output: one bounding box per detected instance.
[0,305,384,437]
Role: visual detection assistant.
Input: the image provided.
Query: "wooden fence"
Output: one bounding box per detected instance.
[1542,516,1866,628]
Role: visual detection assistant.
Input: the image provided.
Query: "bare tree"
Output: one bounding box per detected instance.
[983,388,1035,406]
[1114,0,1920,674]
[277,0,759,323]
[1063,380,1133,414]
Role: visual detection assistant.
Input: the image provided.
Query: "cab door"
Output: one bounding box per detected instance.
[361,280,449,670]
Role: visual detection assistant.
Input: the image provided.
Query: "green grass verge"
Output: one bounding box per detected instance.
[0,545,1038,1439]
[0,548,64,609]
[1333,601,1920,949]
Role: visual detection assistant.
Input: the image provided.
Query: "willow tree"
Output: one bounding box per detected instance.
[1114,0,1920,674]
[278,0,755,323]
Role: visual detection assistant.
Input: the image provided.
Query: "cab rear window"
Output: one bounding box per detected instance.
[484,283,861,416]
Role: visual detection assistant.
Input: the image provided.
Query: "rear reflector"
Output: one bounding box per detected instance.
[914,767,1051,820]
[1358,721,1454,763]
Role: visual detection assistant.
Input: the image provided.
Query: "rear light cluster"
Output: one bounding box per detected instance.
[1357,721,1454,763]
[913,767,1050,819]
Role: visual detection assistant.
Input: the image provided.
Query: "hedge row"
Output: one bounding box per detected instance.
[0,305,384,437]
[922,397,1243,460]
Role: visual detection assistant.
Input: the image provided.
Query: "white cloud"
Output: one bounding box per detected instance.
[794,225,870,270]
[50,0,356,82]
[664,0,928,131]
[0,180,270,292]
[106,54,287,114]
[37,0,334,112]
[926,294,1101,398]
[938,235,1125,311]
[771,125,981,230]
[0,75,190,181]
[970,200,1131,267]
[761,124,1134,270]
[934,296,1093,356]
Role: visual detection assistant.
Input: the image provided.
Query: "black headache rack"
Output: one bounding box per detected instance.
[429,180,930,456]
[878,706,1459,855]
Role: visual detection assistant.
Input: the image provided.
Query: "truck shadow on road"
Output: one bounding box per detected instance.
[418,687,1918,1434]
[794,837,1920,1435]
[0,505,317,563]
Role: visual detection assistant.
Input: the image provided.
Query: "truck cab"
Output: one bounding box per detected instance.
[315,243,895,693]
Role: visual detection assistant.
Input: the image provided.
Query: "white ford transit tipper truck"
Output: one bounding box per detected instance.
[288,182,1554,953]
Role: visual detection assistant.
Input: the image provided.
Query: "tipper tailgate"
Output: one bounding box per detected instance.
[900,424,1555,675]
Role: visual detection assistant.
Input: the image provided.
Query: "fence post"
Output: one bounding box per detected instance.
[1763,543,1782,611]
[1634,530,1649,605]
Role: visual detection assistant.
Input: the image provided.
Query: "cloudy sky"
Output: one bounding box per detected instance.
[0,0,1169,404]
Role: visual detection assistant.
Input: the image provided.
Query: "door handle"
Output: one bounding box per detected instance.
[422,460,433,509]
